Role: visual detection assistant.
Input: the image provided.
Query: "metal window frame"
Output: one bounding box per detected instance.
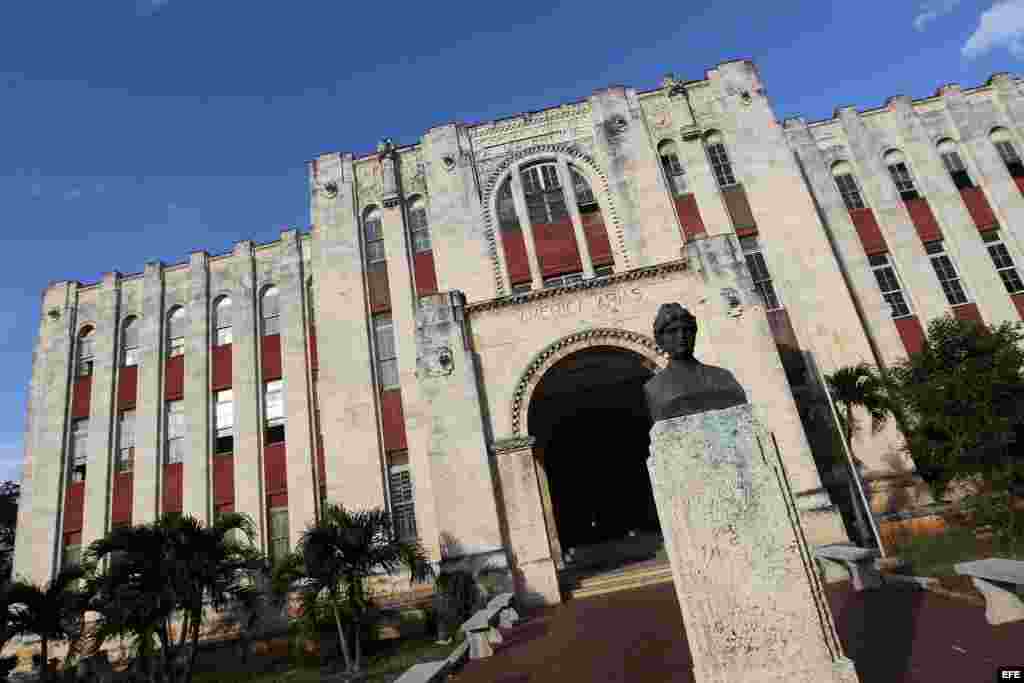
[833,173,865,210]
[983,231,1024,294]
[924,241,970,306]
[706,142,737,188]
[520,162,568,224]
[739,239,782,311]
[867,253,913,319]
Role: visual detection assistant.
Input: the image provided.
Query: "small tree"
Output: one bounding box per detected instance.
[7,567,89,682]
[298,504,434,676]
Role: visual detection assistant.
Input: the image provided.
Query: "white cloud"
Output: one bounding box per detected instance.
[914,0,961,30]
[963,0,1024,58]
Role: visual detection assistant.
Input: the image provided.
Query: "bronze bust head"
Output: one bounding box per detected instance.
[644,303,748,421]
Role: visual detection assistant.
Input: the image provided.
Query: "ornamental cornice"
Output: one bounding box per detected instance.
[464,258,688,315]
[490,436,537,454]
[469,102,592,144]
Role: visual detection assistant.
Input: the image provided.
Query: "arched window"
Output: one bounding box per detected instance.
[408,197,431,253]
[261,286,280,337]
[831,161,865,210]
[884,150,918,200]
[167,307,185,358]
[121,317,139,367]
[658,140,687,196]
[213,296,232,346]
[569,166,597,211]
[704,132,736,188]
[991,128,1024,178]
[520,161,568,224]
[77,326,95,377]
[937,139,973,189]
[364,208,384,265]
[497,178,520,233]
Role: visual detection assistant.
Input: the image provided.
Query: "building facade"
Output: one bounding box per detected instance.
[14,60,1024,605]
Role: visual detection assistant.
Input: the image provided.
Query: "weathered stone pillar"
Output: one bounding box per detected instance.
[133,262,164,525]
[183,252,210,524]
[492,436,561,607]
[509,165,544,290]
[648,403,857,683]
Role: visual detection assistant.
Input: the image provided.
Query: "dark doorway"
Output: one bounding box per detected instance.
[528,347,659,569]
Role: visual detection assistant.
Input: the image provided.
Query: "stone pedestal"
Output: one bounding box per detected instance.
[648,404,859,683]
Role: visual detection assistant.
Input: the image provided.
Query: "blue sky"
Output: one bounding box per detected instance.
[0,0,1021,483]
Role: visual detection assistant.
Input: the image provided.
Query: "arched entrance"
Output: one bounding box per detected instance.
[527,346,661,571]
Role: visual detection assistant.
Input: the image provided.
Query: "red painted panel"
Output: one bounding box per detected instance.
[381,389,408,452]
[165,356,184,401]
[533,220,582,277]
[368,263,391,313]
[904,198,943,243]
[721,185,757,232]
[64,531,81,547]
[63,482,84,533]
[1013,293,1024,321]
[581,212,613,266]
[269,492,289,508]
[111,472,133,526]
[162,463,183,513]
[213,455,234,506]
[216,501,234,515]
[414,251,439,297]
[953,302,984,326]
[117,366,137,411]
[308,327,319,374]
[960,187,999,232]
[1016,177,1024,197]
[848,208,888,256]
[894,316,927,356]
[501,228,531,286]
[211,344,232,391]
[673,194,707,239]
[71,377,92,419]
[262,334,282,381]
[264,442,287,496]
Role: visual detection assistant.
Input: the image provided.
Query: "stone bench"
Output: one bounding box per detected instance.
[461,609,504,660]
[814,544,882,591]
[955,558,1024,625]
[486,592,519,628]
[393,659,447,683]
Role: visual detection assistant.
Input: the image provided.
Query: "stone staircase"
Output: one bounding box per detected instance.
[559,558,673,601]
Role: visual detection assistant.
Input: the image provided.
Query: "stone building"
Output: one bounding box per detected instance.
[14,60,1024,605]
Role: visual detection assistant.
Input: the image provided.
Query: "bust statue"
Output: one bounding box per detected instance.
[644,303,748,421]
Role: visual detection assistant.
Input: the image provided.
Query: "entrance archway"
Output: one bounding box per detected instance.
[527,346,661,571]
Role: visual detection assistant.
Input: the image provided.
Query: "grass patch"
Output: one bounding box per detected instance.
[889,524,1024,578]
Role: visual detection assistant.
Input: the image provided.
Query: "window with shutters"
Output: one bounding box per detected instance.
[167,307,186,358]
[364,208,385,265]
[937,139,973,189]
[705,132,737,188]
[373,315,399,390]
[215,390,234,454]
[520,162,568,224]
[991,128,1024,178]
[69,418,88,483]
[408,199,431,253]
[925,241,969,305]
[116,410,135,473]
[77,326,95,378]
[268,507,289,566]
[261,287,280,337]
[884,150,919,200]
[831,161,865,210]
[982,230,1024,294]
[388,453,417,542]
[739,237,781,310]
[658,140,688,196]
[213,297,232,346]
[867,253,912,318]
[264,380,284,444]
[122,317,139,367]
[165,400,185,464]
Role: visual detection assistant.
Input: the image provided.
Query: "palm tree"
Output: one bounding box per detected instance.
[298,504,434,675]
[825,362,893,546]
[85,512,261,683]
[7,566,89,682]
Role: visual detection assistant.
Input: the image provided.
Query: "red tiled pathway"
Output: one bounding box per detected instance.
[451,581,1024,683]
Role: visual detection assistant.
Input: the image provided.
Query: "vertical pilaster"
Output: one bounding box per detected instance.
[556,158,595,278]
[133,263,163,525]
[184,252,210,524]
[509,167,543,289]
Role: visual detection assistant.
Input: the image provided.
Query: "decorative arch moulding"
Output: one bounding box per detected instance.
[509,327,668,437]
[479,142,626,295]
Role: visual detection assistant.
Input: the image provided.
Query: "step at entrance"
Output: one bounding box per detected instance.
[560,559,673,601]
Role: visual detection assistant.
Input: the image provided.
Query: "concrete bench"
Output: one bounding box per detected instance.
[814,544,882,591]
[486,592,519,628]
[955,558,1024,625]
[461,609,503,660]
[393,659,447,683]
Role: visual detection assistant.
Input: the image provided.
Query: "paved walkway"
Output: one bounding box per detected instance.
[451,581,1024,683]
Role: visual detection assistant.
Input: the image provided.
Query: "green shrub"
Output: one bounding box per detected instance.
[431,570,479,640]
[890,525,987,577]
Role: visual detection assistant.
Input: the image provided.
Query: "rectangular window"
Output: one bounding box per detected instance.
[69,418,88,483]
[887,163,919,200]
[996,141,1024,178]
[264,381,284,444]
[740,237,781,310]
[834,174,865,210]
[925,241,969,305]
[268,507,289,566]
[571,168,597,208]
[168,336,185,358]
[409,208,431,253]
[216,326,233,347]
[661,154,688,196]
[543,272,584,289]
[388,454,417,542]
[983,230,1024,294]
[165,400,185,465]
[867,253,912,318]
[373,315,399,389]
[116,410,135,473]
[706,143,737,188]
[365,217,386,264]
[497,182,520,233]
[215,390,234,455]
[941,152,974,190]
[262,294,280,337]
[123,324,140,367]
[521,165,568,224]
